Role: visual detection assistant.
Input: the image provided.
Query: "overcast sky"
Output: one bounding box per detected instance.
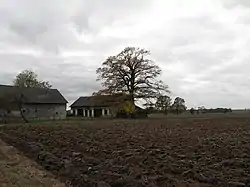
[0,0,250,109]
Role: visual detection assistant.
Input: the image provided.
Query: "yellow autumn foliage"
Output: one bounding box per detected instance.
[123,101,135,113]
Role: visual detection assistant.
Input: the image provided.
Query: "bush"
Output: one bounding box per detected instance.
[116,110,148,119]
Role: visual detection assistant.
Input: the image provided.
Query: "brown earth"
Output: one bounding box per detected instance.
[1,117,250,187]
[0,139,67,187]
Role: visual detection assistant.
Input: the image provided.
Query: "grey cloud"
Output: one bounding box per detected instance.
[0,72,15,85]
[0,0,153,53]
[9,20,48,41]
[0,53,101,105]
[72,0,153,33]
[223,0,250,8]
[0,0,250,109]
[149,13,238,76]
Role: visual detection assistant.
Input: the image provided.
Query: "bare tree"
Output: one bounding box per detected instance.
[15,92,29,123]
[96,47,169,105]
[190,108,195,115]
[171,97,186,115]
[155,95,172,115]
[13,69,52,89]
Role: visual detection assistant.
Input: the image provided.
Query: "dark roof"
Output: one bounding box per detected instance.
[71,95,145,110]
[70,95,129,108]
[0,84,67,104]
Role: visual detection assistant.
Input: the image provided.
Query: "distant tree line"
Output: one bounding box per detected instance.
[144,96,233,116]
[144,95,187,115]
[190,107,232,114]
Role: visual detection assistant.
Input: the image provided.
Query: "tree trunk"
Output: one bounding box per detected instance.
[129,93,135,105]
[18,101,29,123]
[165,110,168,115]
[17,94,29,123]
[3,113,7,124]
[20,108,29,123]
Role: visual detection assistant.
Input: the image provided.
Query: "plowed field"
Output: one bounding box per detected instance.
[1,118,250,187]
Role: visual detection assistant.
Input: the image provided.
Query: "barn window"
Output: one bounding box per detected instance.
[104,109,108,115]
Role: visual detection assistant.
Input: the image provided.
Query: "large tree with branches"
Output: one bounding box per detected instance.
[155,95,172,114]
[96,47,169,105]
[13,70,52,89]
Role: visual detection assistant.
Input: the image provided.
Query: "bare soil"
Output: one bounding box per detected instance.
[1,117,250,187]
[0,139,67,187]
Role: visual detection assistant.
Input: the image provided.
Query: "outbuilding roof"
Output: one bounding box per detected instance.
[0,84,67,104]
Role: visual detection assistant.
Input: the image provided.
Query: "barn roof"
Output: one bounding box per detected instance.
[70,94,144,111]
[70,94,129,108]
[0,84,68,104]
